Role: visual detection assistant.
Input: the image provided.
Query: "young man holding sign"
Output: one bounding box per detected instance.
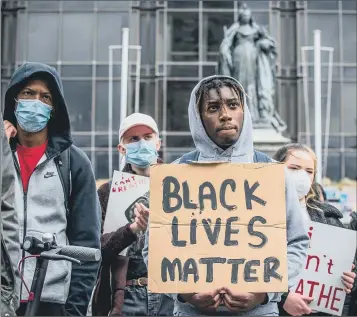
[143,75,309,316]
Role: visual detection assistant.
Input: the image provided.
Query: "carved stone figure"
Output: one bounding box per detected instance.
[217,2,286,132]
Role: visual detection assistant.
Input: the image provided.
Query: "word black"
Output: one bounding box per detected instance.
[162,177,267,213]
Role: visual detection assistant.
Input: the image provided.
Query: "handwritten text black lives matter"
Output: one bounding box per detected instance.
[159,175,284,285]
[295,226,346,313]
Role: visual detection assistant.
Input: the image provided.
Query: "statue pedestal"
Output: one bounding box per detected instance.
[253,128,291,158]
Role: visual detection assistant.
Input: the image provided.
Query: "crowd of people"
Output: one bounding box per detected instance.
[1,62,356,317]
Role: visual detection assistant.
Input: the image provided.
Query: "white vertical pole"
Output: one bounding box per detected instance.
[119,28,129,171]
[120,28,129,121]
[134,48,141,113]
[323,48,334,179]
[108,48,113,178]
[301,48,311,147]
[314,30,322,183]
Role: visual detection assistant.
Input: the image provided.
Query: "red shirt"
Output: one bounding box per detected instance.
[16,141,48,192]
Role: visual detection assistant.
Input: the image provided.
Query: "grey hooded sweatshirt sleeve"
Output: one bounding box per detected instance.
[0,116,21,315]
[143,76,308,316]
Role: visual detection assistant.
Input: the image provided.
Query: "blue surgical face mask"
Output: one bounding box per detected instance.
[125,139,158,168]
[14,99,52,133]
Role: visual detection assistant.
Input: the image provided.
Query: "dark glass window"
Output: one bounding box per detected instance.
[307,1,339,10]
[27,13,59,62]
[167,1,198,8]
[97,13,128,61]
[166,81,196,131]
[97,1,130,10]
[342,83,357,133]
[95,80,121,131]
[325,152,342,181]
[62,80,92,131]
[28,1,59,10]
[62,1,95,11]
[308,14,340,62]
[168,12,199,61]
[343,14,357,63]
[204,12,234,55]
[62,14,93,61]
[345,153,357,180]
[202,1,233,8]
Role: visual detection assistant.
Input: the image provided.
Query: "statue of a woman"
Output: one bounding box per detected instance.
[218,2,286,132]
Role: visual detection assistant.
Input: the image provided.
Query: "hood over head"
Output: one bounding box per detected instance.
[4,62,72,152]
[188,75,254,162]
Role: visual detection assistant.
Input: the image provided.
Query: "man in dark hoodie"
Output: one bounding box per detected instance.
[1,114,21,316]
[3,62,101,316]
[143,75,309,316]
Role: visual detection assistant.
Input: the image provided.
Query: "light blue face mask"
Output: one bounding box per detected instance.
[125,139,158,168]
[14,99,52,133]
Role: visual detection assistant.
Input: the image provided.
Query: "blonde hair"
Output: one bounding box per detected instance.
[273,143,321,210]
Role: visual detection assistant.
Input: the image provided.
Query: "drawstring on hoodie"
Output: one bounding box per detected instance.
[214,148,219,160]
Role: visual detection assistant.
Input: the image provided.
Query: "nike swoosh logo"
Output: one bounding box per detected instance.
[44,172,55,179]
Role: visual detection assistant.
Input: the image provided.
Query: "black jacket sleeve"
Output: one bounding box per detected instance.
[65,146,101,316]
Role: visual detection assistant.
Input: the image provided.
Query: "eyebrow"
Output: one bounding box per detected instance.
[226,98,239,102]
[207,97,239,104]
[22,87,51,95]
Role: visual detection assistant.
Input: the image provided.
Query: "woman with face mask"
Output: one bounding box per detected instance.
[273,143,356,316]
[92,113,173,316]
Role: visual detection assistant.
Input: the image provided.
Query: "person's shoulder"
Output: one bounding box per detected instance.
[253,150,274,163]
[349,213,357,230]
[68,144,96,182]
[310,200,343,219]
[69,144,92,167]
[98,180,111,195]
[97,181,111,209]
[172,150,200,164]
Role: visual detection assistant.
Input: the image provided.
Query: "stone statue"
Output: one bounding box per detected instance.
[217,2,286,132]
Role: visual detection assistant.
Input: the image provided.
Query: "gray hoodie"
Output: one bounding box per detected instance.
[4,62,101,316]
[143,75,309,316]
[1,115,21,316]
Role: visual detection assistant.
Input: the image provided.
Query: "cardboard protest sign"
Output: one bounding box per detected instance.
[148,163,288,293]
[294,222,357,316]
[103,171,149,255]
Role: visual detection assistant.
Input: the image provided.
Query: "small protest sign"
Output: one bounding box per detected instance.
[103,171,150,255]
[294,222,357,316]
[148,163,288,293]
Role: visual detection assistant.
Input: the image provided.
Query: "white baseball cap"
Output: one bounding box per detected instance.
[119,113,159,141]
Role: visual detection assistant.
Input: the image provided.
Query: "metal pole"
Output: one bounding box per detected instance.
[120,28,129,122]
[134,48,142,113]
[119,28,129,171]
[323,48,334,179]
[314,30,322,183]
[301,47,311,147]
[108,48,113,178]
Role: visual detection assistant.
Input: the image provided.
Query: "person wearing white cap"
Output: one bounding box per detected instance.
[118,113,161,176]
[92,113,173,316]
